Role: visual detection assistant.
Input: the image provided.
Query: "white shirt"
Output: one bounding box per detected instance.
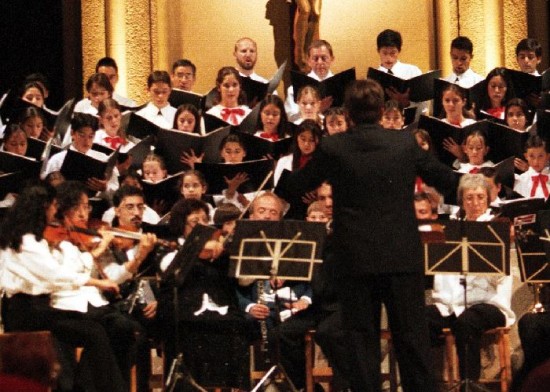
[443,68,485,88]
[135,102,177,129]
[0,234,89,297]
[457,161,494,174]
[113,92,137,108]
[274,153,293,187]
[50,240,108,312]
[206,104,251,126]
[239,71,268,84]
[514,166,550,199]
[442,118,477,127]
[94,129,135,153]
[74,98,99,115]
[432,212,515,326]
[285,70,334,119]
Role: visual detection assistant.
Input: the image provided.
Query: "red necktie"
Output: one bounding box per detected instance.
[469,167,480,174]
[104,136,124,149]
[415,176,423,192]
[221,108,246,125]
[259,132,279,141]
[531,174,549,198]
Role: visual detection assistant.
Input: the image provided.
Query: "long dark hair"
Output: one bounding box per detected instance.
[255,94,290,138]
[479,67,515,111]
[0,182,56,251]
[291,120,322,170]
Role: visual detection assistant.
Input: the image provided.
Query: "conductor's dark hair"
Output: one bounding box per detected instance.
[0,182,56,251]
[55,181,88,220]
[377,29,402,51]
[147,70,171,88]
[172,59,197,75]
[95,57,119,73]
[71,112,98,132]
[168,198,209,237]
[344,79,384,125]
[85,73,114,95]
[112,185,144,208]
[516,38,542,57]
[451,36,474,55]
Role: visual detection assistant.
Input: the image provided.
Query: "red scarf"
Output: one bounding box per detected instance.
[104,136,124,149]
[531,174,549,198]
[221,107,245,125]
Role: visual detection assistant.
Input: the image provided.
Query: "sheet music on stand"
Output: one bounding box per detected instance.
[228,220,326,282]
[518,210,550,283]
[228,220,326,392]
[421,220,510,276]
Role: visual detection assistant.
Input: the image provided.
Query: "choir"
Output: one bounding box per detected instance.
[0,30,549,392]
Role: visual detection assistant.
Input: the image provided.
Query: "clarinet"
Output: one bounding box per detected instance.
[257,280,271,367]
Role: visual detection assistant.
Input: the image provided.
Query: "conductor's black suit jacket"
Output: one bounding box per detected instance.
[278,123,457,277]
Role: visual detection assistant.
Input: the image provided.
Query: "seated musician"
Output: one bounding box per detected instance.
[235,191,317,390]
[51,180,141,390]
[0,182,127,392]
[158,198,250,390]
[101,184,160,392]
[426,174,515,383]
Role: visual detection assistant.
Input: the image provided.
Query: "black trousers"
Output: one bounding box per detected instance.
[426,303,505,381]
[314,309,353,391]
[3,294,126,392]
[338,272,437,392]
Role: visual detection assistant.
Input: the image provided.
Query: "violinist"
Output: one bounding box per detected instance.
[158,198,251,390]
[108,184,160,392]
[0,182,127,392]
[51,180,140,391]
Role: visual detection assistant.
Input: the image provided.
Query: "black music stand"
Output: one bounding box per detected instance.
[228,220,326,392]
[422,219,510,392]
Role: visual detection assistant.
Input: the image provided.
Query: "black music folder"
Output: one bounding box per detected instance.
[367,68,441,102]
[60,149,114,183]
[0,150,40,177]
[124,112,162,140]
[499,197,546,229]
[195,159,274,194]
[417,115,482,167]
[140,171,184,215]
[241,77,268,107]
[168,88,205,112]
[506,68,542,100]
[291,68,356,107]
[1,98,57,131]
[203,112,231,134]
[26,137,62,161]
[432,78,486,117]
[484,121,529,163]
[0,171,26,198]
[233,131,293,161]
[155,125,231,173]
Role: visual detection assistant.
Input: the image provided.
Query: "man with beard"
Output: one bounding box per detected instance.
[233,37,269,83]
[106,184,160,392]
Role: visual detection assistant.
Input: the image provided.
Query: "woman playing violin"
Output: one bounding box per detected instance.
[51,180,142,391]
[157,198,251,390]
[0,182,127,392]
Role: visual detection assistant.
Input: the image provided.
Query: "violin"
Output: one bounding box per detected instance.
[44,222,101,251]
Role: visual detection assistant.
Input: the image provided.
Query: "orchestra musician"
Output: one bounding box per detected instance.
[158,198,251,390]
[0,182,126,392]
[51,180,141,391]
[426,174,515,383]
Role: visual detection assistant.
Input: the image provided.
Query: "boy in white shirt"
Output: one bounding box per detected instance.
[135,71,177,129]
[514,135,550,199]
[444,36,484,88]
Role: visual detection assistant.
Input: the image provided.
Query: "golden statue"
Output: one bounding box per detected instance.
[292,0,322,72]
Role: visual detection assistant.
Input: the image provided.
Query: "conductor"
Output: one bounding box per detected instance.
[276,79,457,392]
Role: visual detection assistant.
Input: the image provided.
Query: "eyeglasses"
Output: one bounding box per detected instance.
[121,203,146,212]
